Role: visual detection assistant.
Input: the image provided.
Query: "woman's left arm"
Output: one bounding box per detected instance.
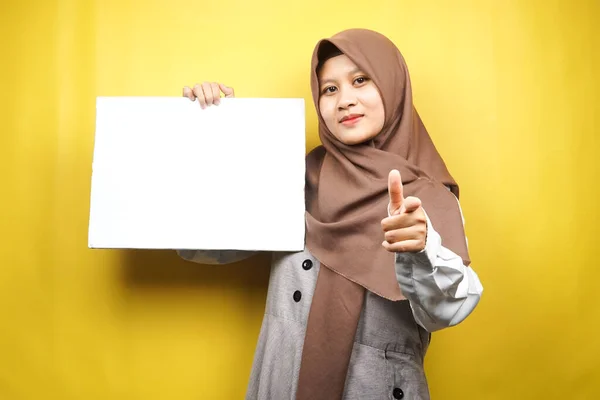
[394,199,483,332]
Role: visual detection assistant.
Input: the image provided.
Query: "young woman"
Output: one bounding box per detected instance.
[179,28,483,400]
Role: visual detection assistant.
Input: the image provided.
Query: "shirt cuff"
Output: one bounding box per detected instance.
[420,209,441,265]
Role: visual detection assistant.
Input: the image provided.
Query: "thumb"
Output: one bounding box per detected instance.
[388,169,404,215]
[219,83,235,98]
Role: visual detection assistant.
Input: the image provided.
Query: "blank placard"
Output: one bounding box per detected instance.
[88,97,306,251]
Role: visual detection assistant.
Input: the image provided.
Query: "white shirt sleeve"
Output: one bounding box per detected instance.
[176,249,258,265]
[394,198,483,332]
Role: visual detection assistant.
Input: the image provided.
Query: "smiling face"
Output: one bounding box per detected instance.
[317,54,385,145]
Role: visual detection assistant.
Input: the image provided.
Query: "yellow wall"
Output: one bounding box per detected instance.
[1,0,598,398]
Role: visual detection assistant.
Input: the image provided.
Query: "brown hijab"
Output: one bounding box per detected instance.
[296,29,471,399]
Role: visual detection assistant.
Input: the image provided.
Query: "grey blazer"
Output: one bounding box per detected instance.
[177,210,483,399]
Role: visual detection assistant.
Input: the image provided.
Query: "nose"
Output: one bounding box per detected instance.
[337,87,357,110]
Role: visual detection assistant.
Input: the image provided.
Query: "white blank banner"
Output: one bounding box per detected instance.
[88,97,306,251]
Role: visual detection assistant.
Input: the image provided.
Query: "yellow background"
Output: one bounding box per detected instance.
[1,0,598,398]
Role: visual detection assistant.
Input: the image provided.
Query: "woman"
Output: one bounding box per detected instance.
[179,28,483,400]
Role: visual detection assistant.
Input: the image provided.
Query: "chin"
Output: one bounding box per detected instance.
[342,138,365,145]
[336,132,375,146]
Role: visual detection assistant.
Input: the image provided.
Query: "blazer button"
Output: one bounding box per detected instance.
[302,259,313,270]
[392,388,404,399]
[293,290,302,302]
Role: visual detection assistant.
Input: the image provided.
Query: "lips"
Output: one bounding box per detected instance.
[339,114,364,127]
[339,114,363,123]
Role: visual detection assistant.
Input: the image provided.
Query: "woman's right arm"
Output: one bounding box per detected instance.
[176,81,252,265]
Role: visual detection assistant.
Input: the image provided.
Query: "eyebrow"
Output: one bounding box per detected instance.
[320,67,364,87]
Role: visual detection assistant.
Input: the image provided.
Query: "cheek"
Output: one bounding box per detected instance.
[366,89,385,129]
[319,99,337,130]
[374,105,385,131]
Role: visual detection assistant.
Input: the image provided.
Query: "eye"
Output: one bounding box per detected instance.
[321,86,337,95]
[354,76,369,85]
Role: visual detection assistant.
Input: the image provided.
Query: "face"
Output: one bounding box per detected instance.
[318,54,385,145]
